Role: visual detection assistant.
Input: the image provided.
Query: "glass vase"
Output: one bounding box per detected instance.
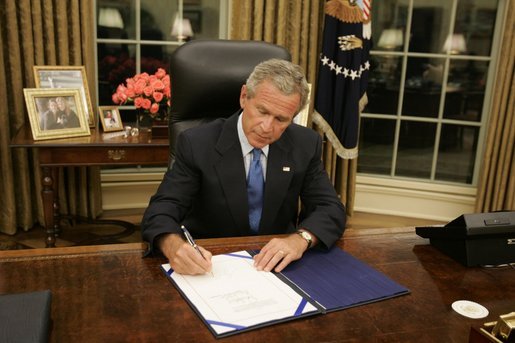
[151,105,170,138]
[136,111,154,134]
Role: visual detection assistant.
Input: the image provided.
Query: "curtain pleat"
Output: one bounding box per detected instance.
[0,1,101,235]
[253,0,264,40]
[70,1,82,65]
[32,1,45,64]
[0,6,18,235]
[275,2,288,46]
[55,1,69,65]
[1,1,36,234]
[288,1,302,63]
[475,2,515,212]
[230,0,356,215]
[42,1,57,64]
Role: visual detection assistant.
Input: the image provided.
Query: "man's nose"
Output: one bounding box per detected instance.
[261,116,274,132]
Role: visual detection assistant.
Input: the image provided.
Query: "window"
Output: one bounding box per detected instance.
[360,0,501,185]
[96,0,228,113]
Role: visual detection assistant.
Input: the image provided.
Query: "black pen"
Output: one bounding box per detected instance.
[180,225,214,277]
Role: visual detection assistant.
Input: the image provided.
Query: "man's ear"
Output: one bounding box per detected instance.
[239,85,247,109]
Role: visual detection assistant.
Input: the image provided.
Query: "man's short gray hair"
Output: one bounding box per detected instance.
[245,59,309,114]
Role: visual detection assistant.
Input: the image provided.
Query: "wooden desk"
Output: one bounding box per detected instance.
[1,231,513,342]
[10,126,169,247]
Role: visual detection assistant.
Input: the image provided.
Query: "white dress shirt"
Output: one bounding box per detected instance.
[237,113,268,181]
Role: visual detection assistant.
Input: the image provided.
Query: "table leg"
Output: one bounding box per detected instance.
[41,167,59,247]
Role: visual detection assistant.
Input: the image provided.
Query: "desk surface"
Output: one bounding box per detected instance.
[10,125,169,148]
[1,230,513,342]
[10,125,170,167]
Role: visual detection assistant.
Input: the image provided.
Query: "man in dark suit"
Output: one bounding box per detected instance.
[142,59,346,275]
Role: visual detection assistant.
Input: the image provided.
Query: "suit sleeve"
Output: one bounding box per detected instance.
[297,134,346,248]
[141,132,200,255]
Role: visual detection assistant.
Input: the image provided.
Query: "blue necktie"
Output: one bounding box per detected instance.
[247,149,264,232]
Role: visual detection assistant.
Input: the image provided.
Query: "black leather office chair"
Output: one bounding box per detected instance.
[167,39,291,168]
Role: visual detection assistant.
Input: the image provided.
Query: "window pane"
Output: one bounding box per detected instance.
[396,121,436,178]
[436,125,479,183]
[358,118,395,175]
[443,59,488,122]
[454,0,498,56]
[141,0,178,41]
[141,44,171,74]
[98,44,136,105]
[186,0,221,40]
[372,0,407,52]
[402,57,444,118]
[141,45,179,75]
[139,0,221,42]
[365,55,402,115]
[97,0,136,40]
[409,0,452,54]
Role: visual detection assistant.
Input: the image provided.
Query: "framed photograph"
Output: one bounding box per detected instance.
[99,106,124,132]
[23,88,91,141]
[33,66,95,128]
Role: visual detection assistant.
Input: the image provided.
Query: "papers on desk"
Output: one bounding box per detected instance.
[162,251,320,337]
[161,248,409,338]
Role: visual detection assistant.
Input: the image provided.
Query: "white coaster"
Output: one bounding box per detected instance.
[451,300,489,319]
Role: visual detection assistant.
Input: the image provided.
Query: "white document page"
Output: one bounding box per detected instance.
[162,250,318,336]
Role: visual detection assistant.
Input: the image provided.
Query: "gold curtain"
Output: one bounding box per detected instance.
[230,0,357,215]
[475,2,515,212]
[0,1,101,235]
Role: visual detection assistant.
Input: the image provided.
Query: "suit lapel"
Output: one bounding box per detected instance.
[213,114,250,235]
[260,132,294,234]
[214,115,295,235]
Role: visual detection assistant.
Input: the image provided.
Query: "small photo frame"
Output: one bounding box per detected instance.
[99,106,124,132]
[33,66,95,128]
[23,88,91,141]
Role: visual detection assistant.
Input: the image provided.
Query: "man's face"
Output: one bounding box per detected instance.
[56,98,65,110]
[240,81,300,149]
[49,101,57,112]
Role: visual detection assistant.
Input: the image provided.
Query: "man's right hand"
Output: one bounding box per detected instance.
[158,233,213,275]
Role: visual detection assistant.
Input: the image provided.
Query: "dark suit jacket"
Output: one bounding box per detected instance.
[142,113,346,254]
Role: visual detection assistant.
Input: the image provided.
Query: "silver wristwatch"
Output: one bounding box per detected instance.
[296,230,313,249]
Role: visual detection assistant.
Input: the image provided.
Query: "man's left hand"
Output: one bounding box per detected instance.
[253,231,315,272]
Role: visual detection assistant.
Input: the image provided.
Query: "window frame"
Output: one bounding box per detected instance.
[359,0,506,187]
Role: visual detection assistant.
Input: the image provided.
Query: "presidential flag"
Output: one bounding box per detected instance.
[313,0,372,159]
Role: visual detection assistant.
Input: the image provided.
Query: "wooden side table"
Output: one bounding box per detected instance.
[10,126,169,247]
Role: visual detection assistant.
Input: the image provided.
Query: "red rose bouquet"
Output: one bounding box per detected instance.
[112,68,171,121]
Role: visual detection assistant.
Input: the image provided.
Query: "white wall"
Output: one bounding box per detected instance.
[101,171,475,221]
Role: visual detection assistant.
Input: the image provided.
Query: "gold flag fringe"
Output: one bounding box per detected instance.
[312,93,368,160]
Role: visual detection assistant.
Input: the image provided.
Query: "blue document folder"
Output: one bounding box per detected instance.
[279,247,410,312]
[162,247,409,338]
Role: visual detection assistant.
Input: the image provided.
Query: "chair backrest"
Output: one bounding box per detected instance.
[168,39,291,166]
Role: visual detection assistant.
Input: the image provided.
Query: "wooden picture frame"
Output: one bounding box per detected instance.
[23,88,91,141]
[99,106,124,132]
[33,66,95,128]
